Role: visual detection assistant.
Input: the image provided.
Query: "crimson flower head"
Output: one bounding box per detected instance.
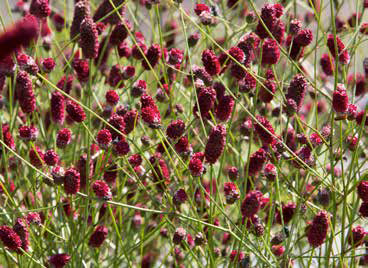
[188,32,201,47]
[224,182,240,204]
[56,128,72,148]
[96,129,112,150]
[327,34,350,64]
[276,202,296,224]
[92,180,112,200]
[16,70,36,114]
[241,190,263,218]
[285,74,308,113]
[93,0,125,25]
[30,0,50,18]
[0,226,22,252]
[0,15,39,60]
[246,148,267,176]
[358,180,368,202]
[70,0,90,40]
[254,115,276,146]
[49,253,71,268]
[261,38,280,65]
[320,54,334,76]
[294,29,313,46]
[131,42,147,60]
[272,245,285,257]
[89,225,108,248]
[66,100,86,123]
[142,44,161,70]
[64,168,80,195]
[168,48,184,65]
[29,146,44,168]
[13,217,29,252]
[173,227,187,244]
[112,139,130,156]
[307,210,329,247]
[166,119,185,140]
[110,20,131,46]
[204,125,226,164]
[215,95,235,122]
[131,80,147,98]
[50,91,65,126]
[105,90,119,106]
[173,188,188,206]
[348,226,366,247]
[264,163,277,181]
[195,86,216,118]
[188,155,204,177]
[41,58,56,73]
[19,125,38,141]
[201,49,221,76]
[44,149,59,166]
[72,59,90,83]
[80,17,99,59]
[332,84,349,114]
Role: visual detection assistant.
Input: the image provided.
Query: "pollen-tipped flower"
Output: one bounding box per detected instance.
[173,189,188,206]
[19,125,38,141]
[96,129,112,150]
[261,39,280,65]
[30,0,50,18]
[285,74,308,112]
[80,17,99,59]
[168,48,184,65]
[92,180,112,200]
[327,34,350,64]
[332,84,349,114]
[320,54,334,76]
[202,49,221,76]
[241,190,263,218]
[166,119,185,140]
[16,71,36,114]
[49,253,71,268]
[64,168,80,195]
[89,225,108,248]
[66,100,86,123]
[0,226,22,252]
[307,210,329,247]
[215,95,235,122]
[224,182,240,204]
[348,226,366,247]
[142,44,161,70]
[254,115,276,146]
[56,128,72,148]
[246,148,267,176]
[204,125,226,164]
[70,0,90,40]
[29,146,44,168]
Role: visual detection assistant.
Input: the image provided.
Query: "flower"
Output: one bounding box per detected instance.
[29,146,44,168]
[70,0,90,40]
[30,0,51,18]
[224,182,240,204]
[332,84,349,114]
[307,210,329,247]
[173,227,186,244]
[246,148,267,176]
[254,115,276,146]
[79,17,99,59]
[56,128,72,148]
[64,168,80,195]
[142,44,161,70]
[44,149,59,166]
[49,253,71,268]
[241,190,263,218]
[201,49,221,76]
[348,226,366,247]
[261,38,280,65]
[0,226,22,252]
[92,180,112,200]
[327,34,350,64]
[96,129,112,150]
[166,119,185,140]
[16,71,36,114]
[204,125,226,164]
[66,100,86,123]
